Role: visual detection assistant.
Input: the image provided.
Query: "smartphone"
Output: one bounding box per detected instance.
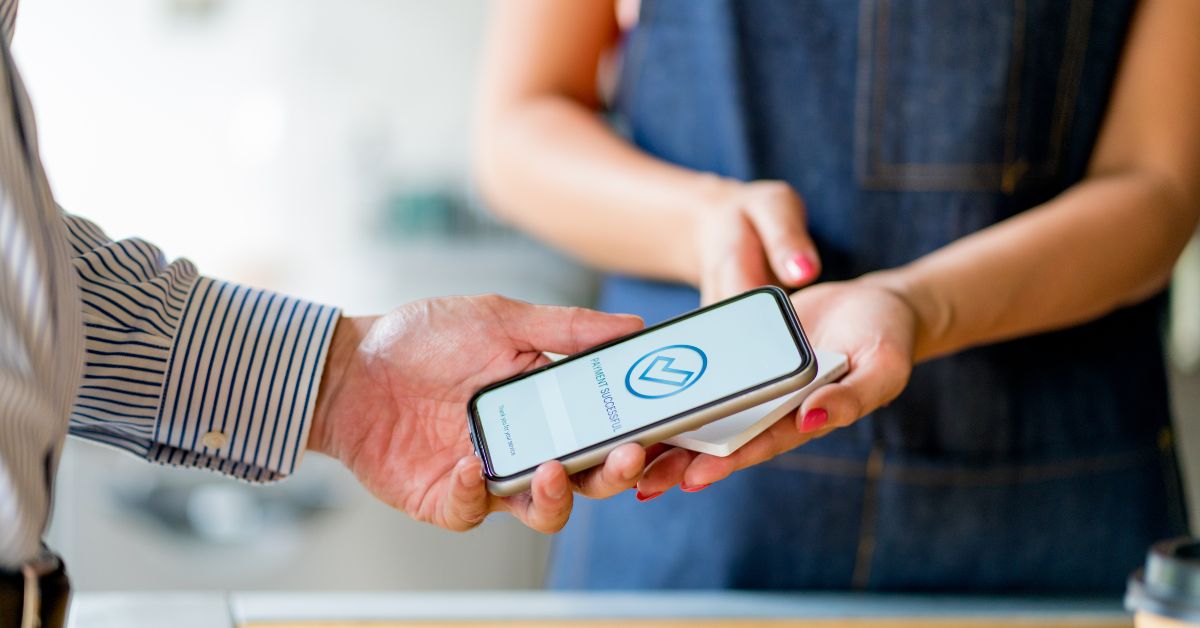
[467,286,816,496]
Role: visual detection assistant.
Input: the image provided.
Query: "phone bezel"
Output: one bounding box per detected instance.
[466,286,813,483]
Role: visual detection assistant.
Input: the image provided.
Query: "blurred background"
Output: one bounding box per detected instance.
[10,0,1200,592]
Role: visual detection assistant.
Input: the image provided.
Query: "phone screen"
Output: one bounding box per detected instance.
[470,290,807,479]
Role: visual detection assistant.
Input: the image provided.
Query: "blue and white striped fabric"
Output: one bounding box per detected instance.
[0,0,340,568]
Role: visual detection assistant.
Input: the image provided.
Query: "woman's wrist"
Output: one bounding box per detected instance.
[858,265,952,362]
[673,173,744,287]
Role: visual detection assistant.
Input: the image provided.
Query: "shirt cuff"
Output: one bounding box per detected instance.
[150,276,340,482]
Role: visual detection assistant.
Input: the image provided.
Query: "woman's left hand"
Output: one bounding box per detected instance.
[634,279,918,497]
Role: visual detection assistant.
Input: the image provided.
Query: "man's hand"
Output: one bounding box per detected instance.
[307,295,647,533]
[634,279,916,497]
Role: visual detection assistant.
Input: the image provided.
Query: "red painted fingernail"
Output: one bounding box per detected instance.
[784,254,817,283]
[800,408,829,432]
[635,490,663,502]
[680,482,710,493]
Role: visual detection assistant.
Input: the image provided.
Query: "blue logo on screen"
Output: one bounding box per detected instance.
[625,344,708,399]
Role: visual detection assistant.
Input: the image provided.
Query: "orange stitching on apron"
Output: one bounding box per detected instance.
[854,0,1113,192]
[1001,0,1028,194]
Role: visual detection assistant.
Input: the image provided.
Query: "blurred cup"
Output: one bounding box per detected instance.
[1128,537,1200,627]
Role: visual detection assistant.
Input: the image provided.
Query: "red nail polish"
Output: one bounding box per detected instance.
[680,482,710,493]
[800,408,829,432]
[784,254,817,283]
[635,490,663,502]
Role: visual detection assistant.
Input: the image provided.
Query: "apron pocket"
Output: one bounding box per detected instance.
[854,0,1093,193]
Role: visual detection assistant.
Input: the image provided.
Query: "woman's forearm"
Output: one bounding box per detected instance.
[475,95,726,284]
[473,0,824,297]
[871,170,1198,362]
[870,0,1200,363]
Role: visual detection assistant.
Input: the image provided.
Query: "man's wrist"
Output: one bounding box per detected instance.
[309,315,365,457]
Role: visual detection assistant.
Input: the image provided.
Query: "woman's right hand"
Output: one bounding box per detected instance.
[691,180,823,304]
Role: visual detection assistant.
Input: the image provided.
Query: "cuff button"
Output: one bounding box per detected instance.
[202,431,229,449]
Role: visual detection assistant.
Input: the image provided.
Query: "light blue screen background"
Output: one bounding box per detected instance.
[475,292,804,477]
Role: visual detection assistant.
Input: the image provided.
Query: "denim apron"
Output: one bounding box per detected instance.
[548,0,1188,592]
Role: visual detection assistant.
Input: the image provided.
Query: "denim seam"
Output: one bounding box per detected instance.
[556,486,595,588]
[853,0,875,189]
[766,452,870,477]
[1035,0,1092,181]
[766,445,1159,487]
[851,443,884,590]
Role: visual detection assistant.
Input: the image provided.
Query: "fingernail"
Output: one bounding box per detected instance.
[800,408,829,432]
[784,254,817,283]
[543,474,568,500]
[458,458,483,487]
[620,462,640,481]
[680,482,710,493]
[635,490,663,502]
[461,468,483,488]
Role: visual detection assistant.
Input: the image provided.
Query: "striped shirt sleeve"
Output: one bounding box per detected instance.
[63,211,340,482]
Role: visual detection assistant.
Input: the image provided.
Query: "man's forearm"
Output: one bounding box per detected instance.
[868,171,1199,362]
[63,213,341,482]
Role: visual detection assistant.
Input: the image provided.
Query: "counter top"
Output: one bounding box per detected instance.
[69,591,1132,628]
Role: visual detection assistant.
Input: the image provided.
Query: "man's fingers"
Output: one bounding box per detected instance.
[509,461,573,533]
[493,298,643,355]
[529,353,553,370]
[441,455,493,531]
[572,442,645,499]
[743,184,821,288]
[636,446,697,495]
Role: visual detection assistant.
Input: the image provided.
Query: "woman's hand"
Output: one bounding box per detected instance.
[308,295,648,533]
[692,180,822,304]
[634,279,916,498]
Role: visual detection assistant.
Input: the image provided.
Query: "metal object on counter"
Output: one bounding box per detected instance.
[1128,537,1200,627]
